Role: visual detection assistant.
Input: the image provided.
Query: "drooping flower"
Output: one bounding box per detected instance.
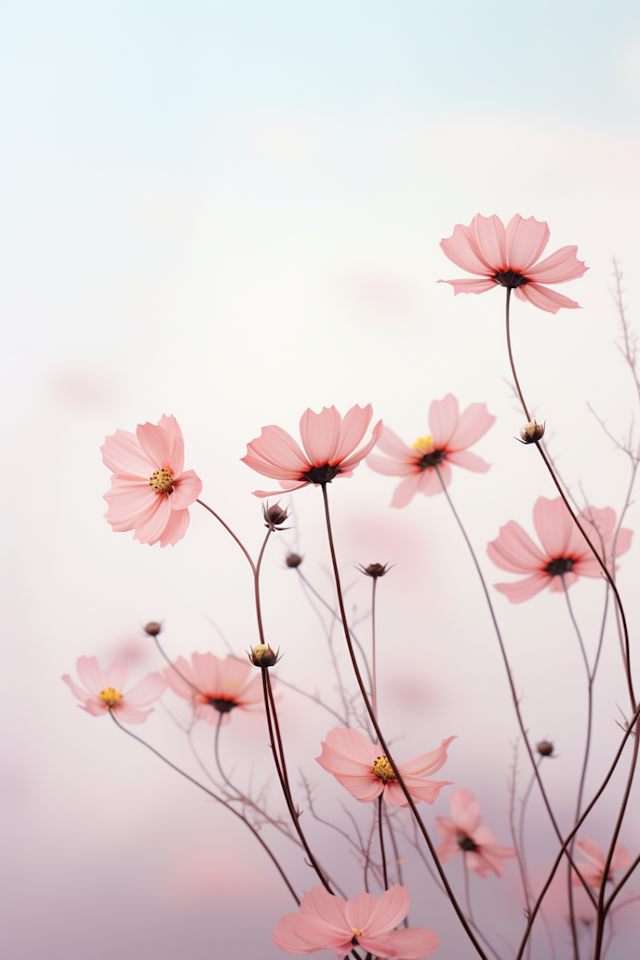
[101,415,203,547]
[366,394,495,507]
[439,213,588,314]
[63,656,167,724]
[434,788,516,878]
[241,404,383,498]
[487,498,633,603]
[571,838,631,888]
[163,653,265,726]
[273,884,439,958]
[316,727,454,808]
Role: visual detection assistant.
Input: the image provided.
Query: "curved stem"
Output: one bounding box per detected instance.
[504,292,635,711]
[108,710,299,904]
[254,528,272,645]
[371,578,378,720]
[153,634,202,696]
[434,465,595,908]
[319,484,490,960]
[378,795,388,890]
[197,499,256,574]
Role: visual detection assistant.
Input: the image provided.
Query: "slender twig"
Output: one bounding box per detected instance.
[371,578,378,720]
[378,795,389,890]
[254,529,272,645]
[196,499,256,573]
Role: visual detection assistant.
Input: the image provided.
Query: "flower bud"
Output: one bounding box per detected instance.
[357,562,392,578]
[519,420,545,443]
[536,739,554,757]
[144,621,162,636]
[285,553,303,568]
[248,643,280,667]
[263,500,290,530]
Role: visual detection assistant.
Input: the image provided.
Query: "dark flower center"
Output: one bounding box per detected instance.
[545,557,575,577]
[457,832,478,852]
[419,448,448,469]
[303,464,339,484]
[493,270,528,289]
[208,697,237,714]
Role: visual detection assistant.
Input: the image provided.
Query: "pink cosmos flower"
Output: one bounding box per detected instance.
[439,213,588,314]
[487,498,633,603]
[102,415,203,547]
[435,788,516,878]
[316,727,455,808]
[62,656,167,724]
[571,838,631,888]
[273,884,439,958]
[366,394,495,507]
[241,404,383,498]
[163,653,265,726]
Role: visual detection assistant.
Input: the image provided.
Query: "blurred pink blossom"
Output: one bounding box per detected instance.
[62,656,167,724]
[435,788,516,878]
[571,838,631,887]
[272,883,439,958]
[241,404,383,498]
[102,414,202,547]
[439,213,588,314]
[487,498,633,603]
[367,394,494,507]
[316,727,454,807]
[164,653,264,725]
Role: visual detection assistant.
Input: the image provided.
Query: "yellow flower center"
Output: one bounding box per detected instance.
[148,467,174,492]
[352,928,363,937]
[98,687,124,707]
[411,434,434,454]
[372,755,396,783]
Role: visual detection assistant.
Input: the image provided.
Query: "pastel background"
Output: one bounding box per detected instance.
[3,1,640,957]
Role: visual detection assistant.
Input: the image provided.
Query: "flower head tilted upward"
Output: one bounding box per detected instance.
[102,415,202,547]
[63,657,167,724]
[439,214,588,314]
[487,498,632,603]
[367,394,495,507]
[435,788,516,878]
[273,884,440,958]
[241,404,383,498]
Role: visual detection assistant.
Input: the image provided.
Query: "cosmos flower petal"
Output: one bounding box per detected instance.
[339,419,384,470]
[487,520,548,573]
[422,461,451,495]
[124,672,168,706]
[610,845,632,873]
[101,429,155,475]
[331,404,373,464]
[517,283,582,313]
[103,662,129,691]
[525,245,588,284]
[112,704,153,724]
[575,838,606,868]
[242,426,310,474]
[470,214,508,272]
[169,470,203,509]
[136,422,172,468]
[389,472,426,508]
[493,573,551,603]
[428,394,459,449]
[359,885,410,938]
[367,453,418,477]
[438,278,498,295]
[439,222,495,275]
[159,507,190,546]
[533,497,575,558]
[133,495,173,545]
[157,414,184,448]
[448,403,495,451]
[299,406,343,466]
[505,215,550,272]
[449,788,482,835]
[76,656,107,696]
[344,890,380,934]
[398,737,456,777]
[359,927,440,960]
[446,450,490,472]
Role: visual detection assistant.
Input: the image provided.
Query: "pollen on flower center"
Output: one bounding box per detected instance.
[351,928,363,937]
[148,467,174,493]
[98,687,123,707]
[372,755,396,783]
[545,557,575,577]
[411,434,434,454]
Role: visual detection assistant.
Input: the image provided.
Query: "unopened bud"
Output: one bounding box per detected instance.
[144,621,162,636]
[536,739,554,757]
[285,553,303,568]
[248,643,280,667]
[263,501,290,530]
[357,562,392,578]
[519,420,545,443]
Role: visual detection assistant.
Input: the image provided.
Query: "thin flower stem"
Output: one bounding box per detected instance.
[196,498,256,574]
[254,528,272,645]
[378,795,388,890]
[319,484,490,960]
[433,465,595,911]
[504,291,636,711]
[153,635,202,696]
[260,667,334,895]
[108,710,300,904]
[514,703,640,960]
[507,744,532,918]
[371,578,378,720]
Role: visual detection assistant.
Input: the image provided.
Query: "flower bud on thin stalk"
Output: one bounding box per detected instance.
[143,621,162,636]
[285,552,303,568]
[537,740,555,758]
[518,420,545,444]
[262,500,291,531]
[248,643,281,668]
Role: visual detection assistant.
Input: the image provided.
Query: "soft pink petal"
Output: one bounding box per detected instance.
[217,656,253,695]
[133,495,173,546]
[475,843,517,878]
[339,419,384,471]
[506,215,550,272]
[101,429,154,476]
[525,245,588,284]
[576,838,605,869]
[243,424,310,474]
[251,481,309,498]
[168,437,185,476]
[437,277,497,295]
[493,574,551,603]
[272,913,319,953]
[449,788,482,835]
[470,214,508,272]
[331,404,373,464]
[299,406,342,466]
[82,699,109,716]
[398,737,456,778]
[159,507,190,547]
[103,477,158,525]
[103,662,129,691]
[533,497,574,559]
[344,890,380,935]
[582,506,616,539]
[434,837,461,863]
[610,844,632,874]
[389,472,427,508]
[548,571,579,592]
[439,222,495,275]
[487,520,548,573]
[359,927,440,960]
[164,657,199,699]
[422,461,451,496]
[318,727,382,765]
[191,652,222,695]
[299,887,348,930]
[112,703,153,724]
[446,450,490,472]
[241,452,307,481]
[62,673,91,703]
[516,283,581,313]
[75,656,106,697]
[429,395,459,449]
[157,414,184,448]
[465,851,491,878]
[124,671,168,706]
[390,776,452,805]
[136,422,172,468]
[375,425,419,462]
[367,453,418,477]
[572,864,603,887]
[610,527,633,560]
[447,403,495,452]
[359,884,410,938]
